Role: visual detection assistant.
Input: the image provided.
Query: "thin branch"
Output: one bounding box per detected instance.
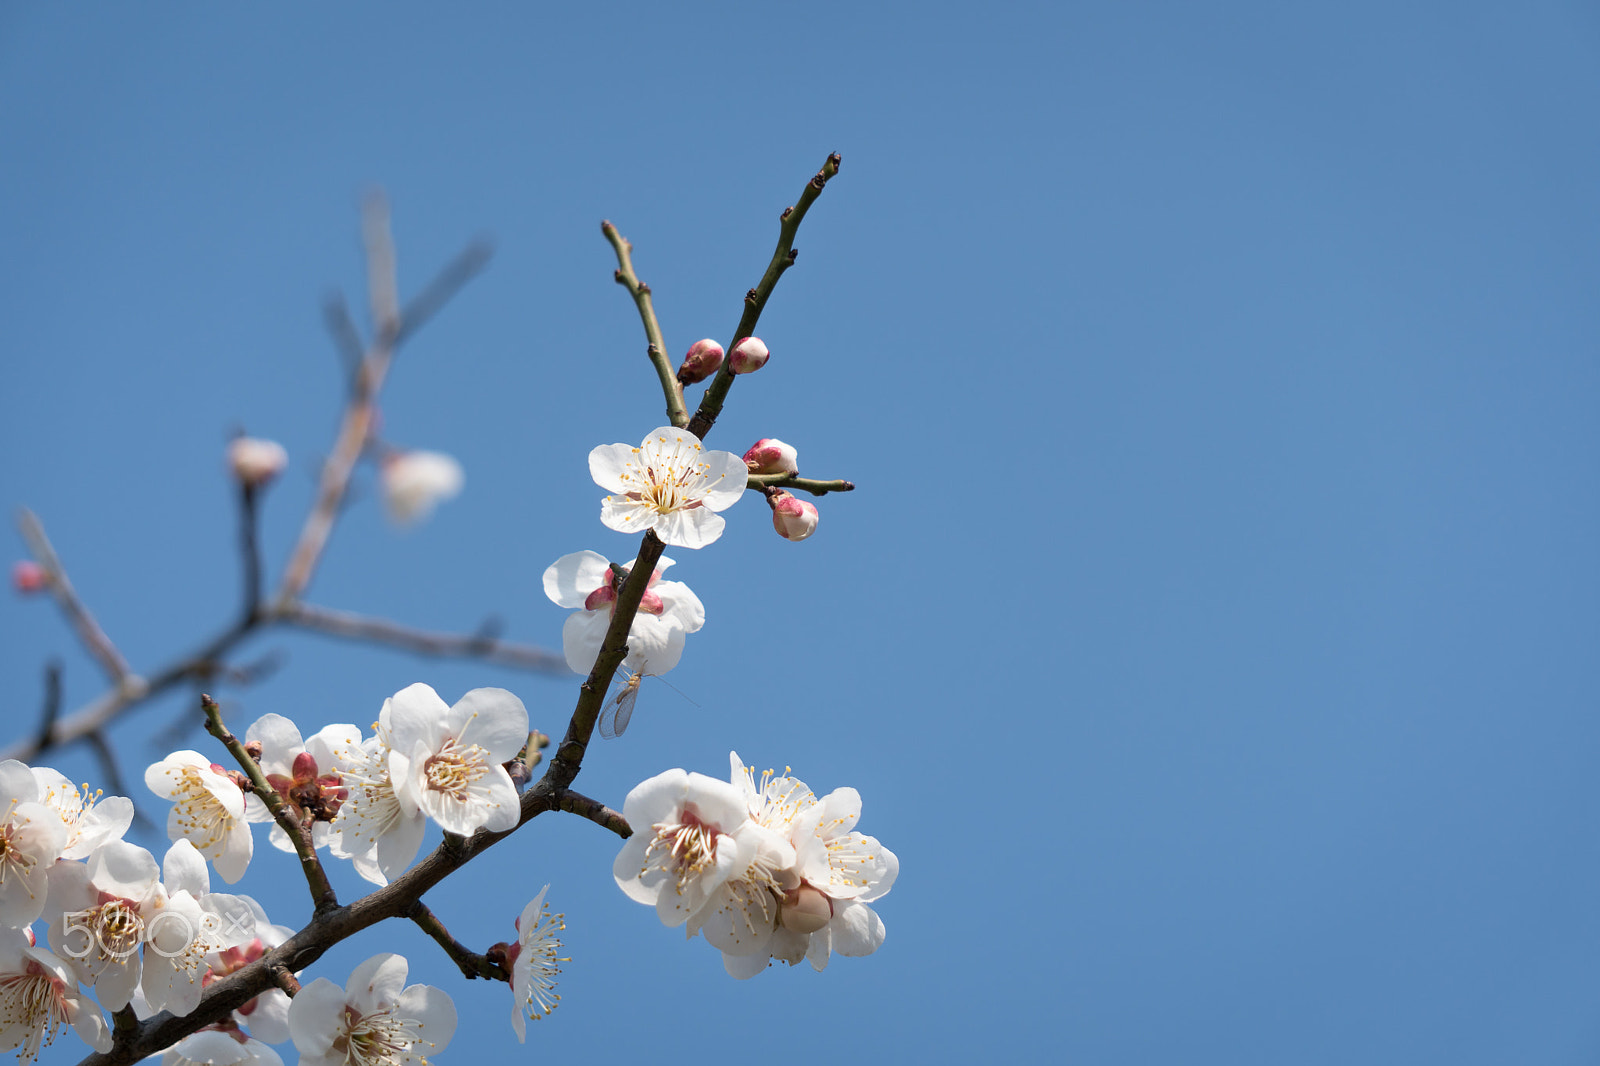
[36,660,61,751]
[687,152,842,439]
[237,484,263,622]
[282,602,569,673]
[408,900,508,981]
[363,190,400,342]
[554,788,631,838]
[321,292,367,384]
[201,693,338,912]
[16,508,135,686]
[392,239,492,349]
[601,221,687,428]
[746,472,856,496]
[265,961,300,998]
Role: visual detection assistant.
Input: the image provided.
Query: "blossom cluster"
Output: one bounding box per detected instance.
[614,753,897,977]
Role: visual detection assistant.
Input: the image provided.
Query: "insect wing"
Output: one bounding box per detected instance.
[600,672,641,740]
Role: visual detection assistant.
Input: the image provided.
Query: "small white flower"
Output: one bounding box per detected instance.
[381,450,463,525]
[43,841,162,1011]
[145,752,252,884]
[385,684,528,837]
[612,769,766,929]
[0,761,68,929]
[328,708,425,887]
[288,953,455,1066]
[30,767,134,861]
[226,438,288,488]
[589,426,746,548]
[0,926,110,1063]
[508,885,564,1041]
[205,898,296,1043]
[542,550,705,677]
[142,841,258,1019]
[242,715,360,856]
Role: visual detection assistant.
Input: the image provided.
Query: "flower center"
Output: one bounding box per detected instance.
[336,1005,423,1066]
[82,899,144,960]
[0,810,36,883]
[423,739,489,799]
[0,964,67,1065]
[646,806,723,891]
[170,768,235,852]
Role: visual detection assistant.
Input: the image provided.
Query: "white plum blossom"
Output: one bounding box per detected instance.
[589,426,746,548]
[508,886,564,1041]
[145,751,252,884]
[612,769,769,929]
[226,438,288,488]
[542,550,705,677]
[162,1026,283,1066]
[0,925,110,1063]
[329,706,425,888]
[204,897,296,1044]
[288,953,455,1066]
[242,715,360,855]
[386,684,528,837]
[0,761,68,929]
[144,841,258,1019]
[381,450,463,525]
[43,841,164,1011]
[30,767,134,861]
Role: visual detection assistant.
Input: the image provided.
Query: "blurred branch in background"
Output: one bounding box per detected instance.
[6,195,566,770]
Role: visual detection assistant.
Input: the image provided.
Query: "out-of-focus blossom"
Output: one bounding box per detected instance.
[381,450,463,525]
[226,438,288,488]
[589,427,746,549]
[10,562,47,595]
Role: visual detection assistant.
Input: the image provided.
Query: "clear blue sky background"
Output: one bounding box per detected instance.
[3,3,1598,1063]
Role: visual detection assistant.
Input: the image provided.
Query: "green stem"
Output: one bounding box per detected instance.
[688,152,841,440]
[746,473,856,496]
[601,221,688,428]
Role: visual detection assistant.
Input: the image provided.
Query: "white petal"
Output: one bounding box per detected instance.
[0,761,40,805]
[650,507,725,549]
[542,550,611,608]
[385,684,450,755]
[452,688,529,762]
[347,953,408,1013]
[722,951,769,979]
[655,579,705,634]
[599,494,652,535]
[697,449,752,513]
[396,984,457,1051]
[561,610,611,674]
[624,614,685,676]
[161,839,211,898]
[287,977,346,1055]
[588,443,639,494]
[244,715,304,777]
[829,899,885,957]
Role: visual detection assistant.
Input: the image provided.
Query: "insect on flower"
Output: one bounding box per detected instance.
[598,671,696,739]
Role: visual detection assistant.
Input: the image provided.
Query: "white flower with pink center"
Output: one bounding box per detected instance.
[612,769,767,929]
[145,751,252,884]
[288,953,455,1066]
[542,550,705,677]
[385,684,528,837]
[0,760,68,929]
[242,715,360,856]
[328,705,426,887]
[589,426,746,548]
[0,926,110,1063]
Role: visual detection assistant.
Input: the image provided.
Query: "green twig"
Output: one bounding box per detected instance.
[200,694,337,913]
[745,473,856,496]
[688,152,841,440]
[601,221,688,428]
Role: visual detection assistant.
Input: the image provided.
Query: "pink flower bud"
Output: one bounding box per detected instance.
[677,339,725,385]
[11,560,47,594]
[584,585,617,612]
[226,437,288,488]
[728,336,770,374]
[780,885,833,934]
[742,438,799,476]
[769,491,819,542]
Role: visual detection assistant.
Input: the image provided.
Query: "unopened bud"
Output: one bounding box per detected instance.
[11,561,47,595]
[769,491,819,542]
[728,336,770,374]
[780,885,833,934]
[677,339,725,385]
[242,741,264,762]
[743,438,799,476]
[227,437,288,488]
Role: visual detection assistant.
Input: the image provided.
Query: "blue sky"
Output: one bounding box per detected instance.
[3,3,1598,1063]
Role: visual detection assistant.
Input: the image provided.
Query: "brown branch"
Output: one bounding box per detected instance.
[200,693,337,912]
[408,900,508,982]
[554,788,631,838]
[282,602,569,673]
[16,508,136,686]
[687,152,841,440]
[237,484,263,622]
[35,660,61,751]
[601,221,687,428]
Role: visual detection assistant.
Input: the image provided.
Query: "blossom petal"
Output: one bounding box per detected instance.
[347,952,408,1014]
[287,977,346,1056]
[650,506,726,550]
[560,610,611,674]
[452,688,529,763]
[542,551,612,609]
[245,714,305,777]
[396,983,457,1051]
[829,899,886,957]
[696,448,752,513]
[161,839,211,898]
[655,579,705,634]
[587,443,639,494]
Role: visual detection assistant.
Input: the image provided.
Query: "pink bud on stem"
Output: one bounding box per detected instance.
[11,560,47,594]
[743,438,799,476]
[676,339,725,385]
[728,336,770,374]
[768,490,819,542]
